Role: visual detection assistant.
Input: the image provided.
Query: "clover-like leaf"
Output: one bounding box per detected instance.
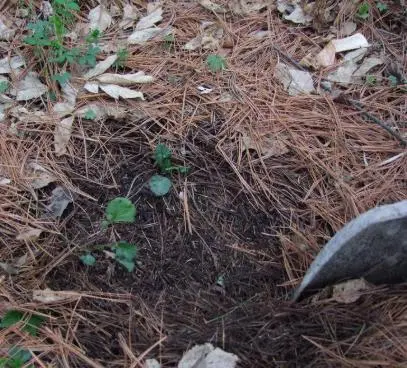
[105,197,136,224]
[148,175,172,196]
[80,254,96,266]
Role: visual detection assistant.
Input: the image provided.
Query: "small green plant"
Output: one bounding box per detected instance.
[376,1,388,12]
[365,75,376,85]
[84,109,97,120]
[0,81,9,94]
[80,253,96,266]
[163,34,175,51]
[154,144,189,174]
[114,48,129,69]
[206,54,226,72]
[52,71,71,86]
[112,241,138,272]
[0,347,32,368]
[102,197,136,228]
[357,2,370,19]
[0,310,45,336]
[149,175,172,196]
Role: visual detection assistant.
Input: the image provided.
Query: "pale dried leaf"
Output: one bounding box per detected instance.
[0,18,15,41]
[84,81,99,93]
[84,54,118,80]
[353,57,384,77]
[332,278,371,304]
[15,72,48,101]
[16,228,42,241]
[178,344,238,368]
[33,288,73,303]
[76,103,129,120]
[136,8,162,30]
[54,116,74,156]
[0,177,11,185]
[144,359,161,368]
[341,21,357,36]
[316,43,336,67]
[88,5,112,32]
[27,162,56,189]
[274,63,315,95]
[184,24,223,50]
[46,186,73,218]
[53,82,78,117]
[100,84,145,100]
[242,133,289,157]
[197,85,213,94]
[277,0,312,24]
[147,2,162,14]
[332,33,369,53]
[231,0,268,15]
[40,1,53,17]
[198,0,227,13]
[0,55,25,74]
[96,72,154,85]
[119,4,139,29]
[127,27,172,45]
[0,254,27,275]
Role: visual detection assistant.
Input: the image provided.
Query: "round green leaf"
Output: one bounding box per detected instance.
[105,197,136,224]
[80,254,96,266]
[148,175,172,196]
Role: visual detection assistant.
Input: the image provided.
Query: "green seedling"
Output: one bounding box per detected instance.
[0,347,32,368]
[154,144,189,174]
[0,81,9,94]
[52,71,71,86]
[112,241,138,272]
[206,54,226,72]
[0,310,45,336]
[84,109,97,120]
[102,197,136,228]
[114,48,129,69]
[149,175,172,196]
[365,75,376,85]
[357,2,370,19]
[163,34,175,51]
[80,253,96,266]
[376,1,388,12]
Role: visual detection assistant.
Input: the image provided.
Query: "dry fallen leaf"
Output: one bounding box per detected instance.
[136,7,162,30]
[14,72,48,101]
[317,33,369,67]
[127,27,172,45]
[100,84,145,100]
[0,177,11,185]
[45,186,73,218]
[53,82,78,117]
[241,132,290,157]
[84,81,99,93]
[274,63,315,95]
[341,21,357,36]
[119,3,139,29]
[88,5,112,32]
[54,116,74,156]
[326,48,368,84]
[198,0,227,13]
[277,0,313,25]
[16,228,42,241]
[0,55,25,74]
[0,254,27,275]
[96,72,154,85]
[144,359,161,368]
[332,278,371,304]
[26,162,56,189]
[184,23,224,51]
[231,0,268,15]
[178,344,238,368]
[0,18,15,41]
[84,54,118,80]
[76,103,130,120]
[353,56,384,77]
[33,288,74,303]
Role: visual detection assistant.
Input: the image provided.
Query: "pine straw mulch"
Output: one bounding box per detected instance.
[1,1,407,367]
